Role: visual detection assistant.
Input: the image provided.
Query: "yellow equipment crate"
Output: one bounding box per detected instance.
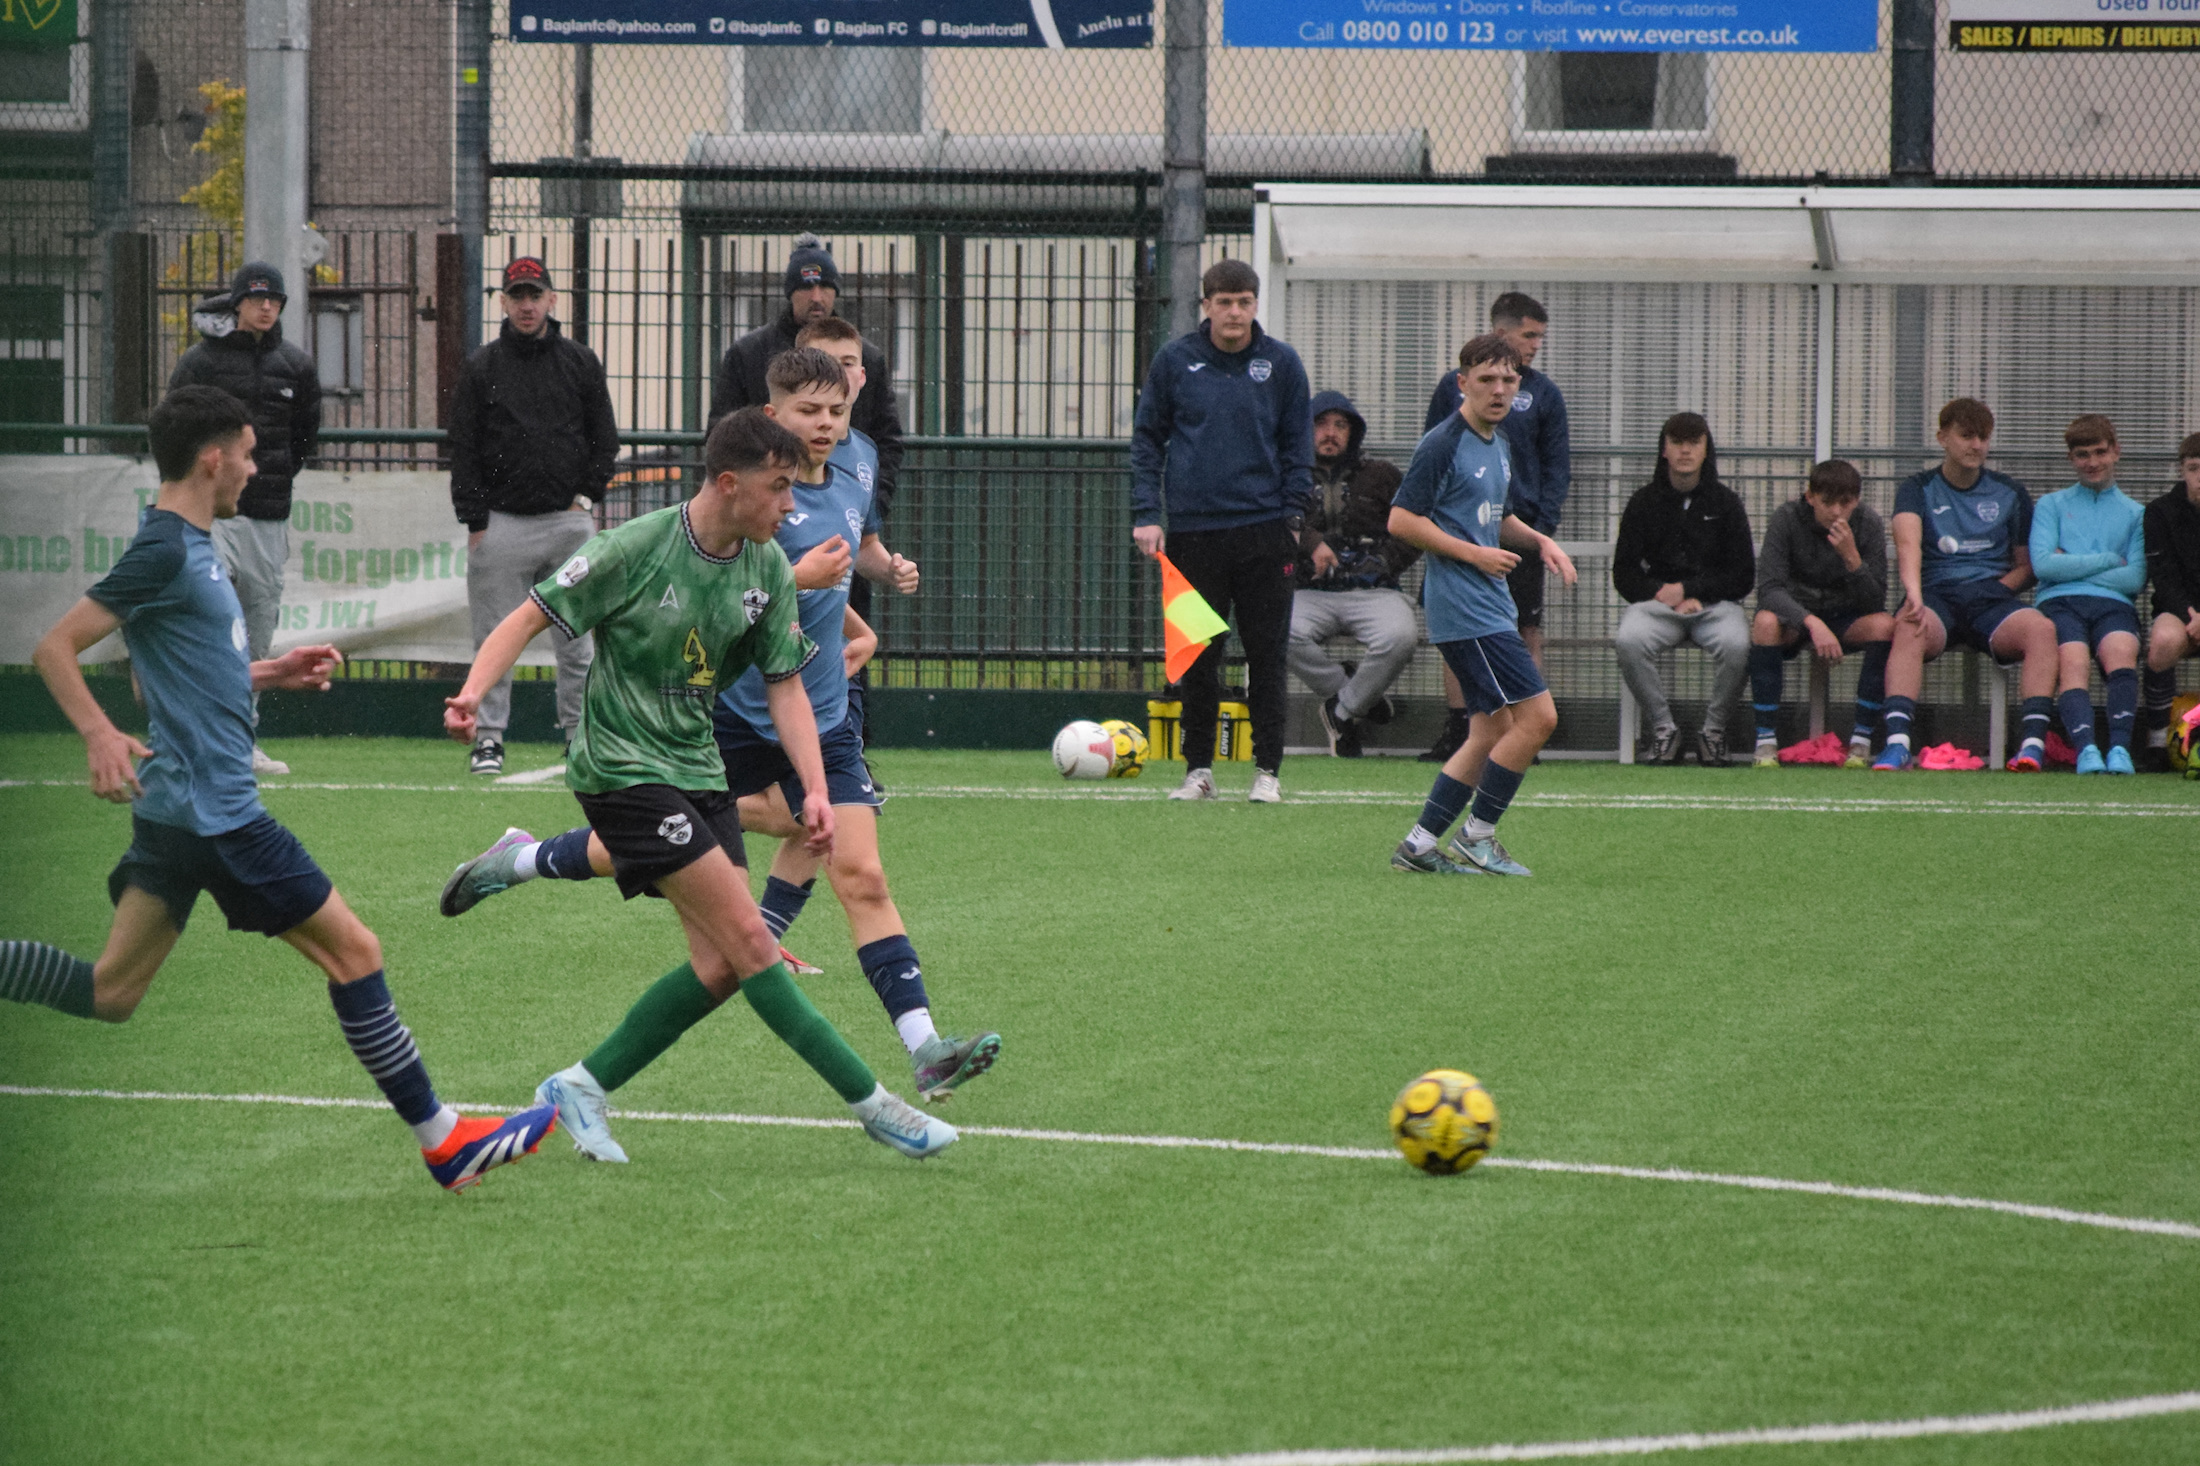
[1146,699,1254,762]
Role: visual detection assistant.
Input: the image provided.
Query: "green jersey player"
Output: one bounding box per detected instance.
[443,406,954,1161]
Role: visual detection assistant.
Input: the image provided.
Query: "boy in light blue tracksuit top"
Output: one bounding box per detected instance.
[2031,414,2148,774]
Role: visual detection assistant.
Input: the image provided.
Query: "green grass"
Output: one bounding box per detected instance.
[3,735,2199,1465]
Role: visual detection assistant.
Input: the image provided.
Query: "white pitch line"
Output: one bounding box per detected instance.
[493,763,569,785]
[926,1390,2200,1466]
[3,1084,2195,1240]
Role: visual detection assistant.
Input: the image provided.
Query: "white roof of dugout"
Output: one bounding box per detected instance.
[1250,184,2200,290]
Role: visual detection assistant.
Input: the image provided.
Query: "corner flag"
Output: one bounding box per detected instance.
[1158,554,1230,682]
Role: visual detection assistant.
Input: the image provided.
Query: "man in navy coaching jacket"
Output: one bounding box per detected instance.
[1131,259,1314,804]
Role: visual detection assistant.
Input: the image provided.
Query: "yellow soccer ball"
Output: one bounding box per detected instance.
[1099,719,1149,779]
[1389,1069,1499,1175]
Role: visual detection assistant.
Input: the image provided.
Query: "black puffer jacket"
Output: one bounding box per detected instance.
[168,315,321,520]
[1297,389,1417,590]
[448,319,620,531]
[708,307,905,512]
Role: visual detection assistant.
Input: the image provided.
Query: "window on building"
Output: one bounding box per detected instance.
[1521,53,1709,135]
[742,47,922,134]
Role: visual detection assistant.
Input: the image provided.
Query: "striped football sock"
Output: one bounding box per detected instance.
[328,971,443,1130]
[0,941,97,1019]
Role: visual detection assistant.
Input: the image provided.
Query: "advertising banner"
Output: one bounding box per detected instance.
[509,0,1151,46]
[0,0,75,48]
[1223,0,1876,52]
[0,459,557,667]
[1950,0,2200,49]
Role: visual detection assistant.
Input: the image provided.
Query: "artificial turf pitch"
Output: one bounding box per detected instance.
[2,733,2198,1466]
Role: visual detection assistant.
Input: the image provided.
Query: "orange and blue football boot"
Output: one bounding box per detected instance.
[424,1105,558,1192]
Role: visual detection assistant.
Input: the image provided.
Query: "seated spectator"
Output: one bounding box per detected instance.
[1612,412,1755,765]
[1873,398,2059,771]
[1746,459,1894,768]
[1288,391,1419,757]
[2141,433,2200,770]
[2033,414,2146,775]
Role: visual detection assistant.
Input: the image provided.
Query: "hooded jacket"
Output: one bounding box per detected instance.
[447,318,620,531]
[2145,486,2200,623]
[1130,320,1314,533]
[1612,473,1755,607]
[1298,390,1416,591]
[168,310,321,521]
[708,307,905,512]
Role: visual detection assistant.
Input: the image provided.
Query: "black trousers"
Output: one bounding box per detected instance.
[1168,520,1297,773]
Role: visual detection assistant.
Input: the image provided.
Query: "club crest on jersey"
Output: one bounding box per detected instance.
[856,462,874,490]
[743,587,771,624]
[657,813,693,846]
[1976,501,2001,523]
[1249,358,1273,382]
[1512,391,1534,412]
[556,555,590,587]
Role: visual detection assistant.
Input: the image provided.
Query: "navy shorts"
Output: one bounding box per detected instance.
[2044,594,2141,649]
[1922,578,2028,655]
[108,813,334,937]
[574,784,745,900]
[1437,631,1549,716]
[718,712,883,818]
[1775,608,1881,656]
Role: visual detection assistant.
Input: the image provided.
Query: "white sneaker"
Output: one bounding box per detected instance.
[1248,770,1282,803]
[1168,768,1217,801]
[854,1088,958,1159]
[536,1064,629,1163]
[251,745,290,777]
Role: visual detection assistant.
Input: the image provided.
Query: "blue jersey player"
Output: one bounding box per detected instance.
[7,386,555,1191]
[1874,398,2060,771]
[1387,335,1578,878]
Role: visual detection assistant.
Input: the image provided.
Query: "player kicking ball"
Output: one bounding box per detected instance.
[5,387,554,1191]
[443,401,955,1165]
[1387,335,1577,877]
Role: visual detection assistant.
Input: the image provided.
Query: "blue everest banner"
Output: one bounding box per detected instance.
[1223,0,1877,52]
[511,0,1151,44]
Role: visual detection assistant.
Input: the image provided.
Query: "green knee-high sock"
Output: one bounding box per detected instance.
[583,962,721,1093]
[740,963,877,1104]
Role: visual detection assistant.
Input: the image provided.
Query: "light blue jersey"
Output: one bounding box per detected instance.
[85,508,265,835]
[1393,413,1517,643]
[720,432,882,741]
[2031,481,2146,607]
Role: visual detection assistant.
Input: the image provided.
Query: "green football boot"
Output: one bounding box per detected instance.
[912,1031,1001,1101]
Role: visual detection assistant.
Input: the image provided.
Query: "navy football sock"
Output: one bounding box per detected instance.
[759,876,814,942]
[2105,667,2138,750]
[1411,773,1473,846]
[2057,688,2095,749]
[0,941,97,1019]
[536,827,597,880]
[328,971,441,1127]
[1747,644,1784,744]
[2143,666,2177,738]
[1463,759,1526,838]
[1853,643,1890,743]
[2020,695,2052,752]
[1882,694,1916,749]
[856,934,930,1023]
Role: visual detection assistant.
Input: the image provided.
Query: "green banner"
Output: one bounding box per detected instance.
[1,0,77,48]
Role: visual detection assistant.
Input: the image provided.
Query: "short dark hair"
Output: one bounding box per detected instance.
[1457,332,1523,375]
[1490,292,1547,328]
[704,406,805,481]
[1807,459,1862,502]
[1650,411,1721,492]
[2065,413,2117,450]
[1940,397,1995,438]
[765,346,849,401]
[2179,432,2200,463]
[149,386,250,482]
[795,317,863,351]
[1201,259,1259,299]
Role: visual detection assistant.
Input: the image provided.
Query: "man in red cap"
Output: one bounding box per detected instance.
[447,256,620,775]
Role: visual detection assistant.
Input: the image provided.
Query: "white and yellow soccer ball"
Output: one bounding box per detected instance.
[1052,720,1117,780]
[1389,1069,1499,1175]
[1098,719,1148,779]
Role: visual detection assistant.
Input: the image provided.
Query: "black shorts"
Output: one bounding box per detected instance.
[1507,555,1546,630]
[573,784,746,900]
[1774,608,1880,656]
[108,813,334,937]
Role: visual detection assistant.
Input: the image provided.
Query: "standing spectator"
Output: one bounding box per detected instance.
[709,233,905,737]
[168,262,320,777]
[1420,292,1570,761]
[1288,390,1419,758]
[2031,415,2146,774]
[447,256,617,776]
[1131,259,1314,804]
[2141,433,2200,769]
[1612,412,1756,766]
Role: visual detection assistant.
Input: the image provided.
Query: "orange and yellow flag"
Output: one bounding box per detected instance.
[1158,554,1230,682]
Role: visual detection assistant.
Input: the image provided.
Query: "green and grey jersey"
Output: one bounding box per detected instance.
[531,502,815,794]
